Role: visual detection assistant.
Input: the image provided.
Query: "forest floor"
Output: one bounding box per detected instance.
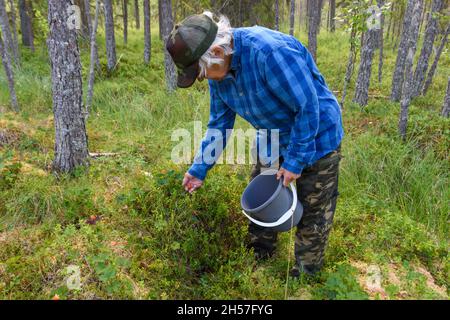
[0,29,448,299]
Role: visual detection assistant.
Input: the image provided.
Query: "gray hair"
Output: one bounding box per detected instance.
[198,11,233,79]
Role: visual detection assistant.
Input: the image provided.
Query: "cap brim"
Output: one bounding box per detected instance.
[177,61,199,88]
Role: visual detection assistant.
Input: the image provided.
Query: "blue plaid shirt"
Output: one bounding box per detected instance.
[189,26,344,180]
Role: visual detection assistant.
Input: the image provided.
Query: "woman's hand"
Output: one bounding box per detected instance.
[182,172,204,194]
[276,168,301,187]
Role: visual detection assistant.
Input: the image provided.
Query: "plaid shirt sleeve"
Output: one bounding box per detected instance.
[263,47,320,175]
[188,84,236,180]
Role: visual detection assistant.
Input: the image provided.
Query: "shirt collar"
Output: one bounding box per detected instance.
[230,28,241,71]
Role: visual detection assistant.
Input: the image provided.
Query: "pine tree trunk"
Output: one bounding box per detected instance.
[18,0,34,51]
[289,0,295,36]
[8,0,19,62]
[275,0,279,31]
[144,0,151,64]
[123,0,128,45]
[0,33,19,112]
[329,0,335,32]
[103,0,117,72]
[422,24,450,96]
[134,0,140,29]
[160,0,176,92]
[441,77,450,117]
[47,0,89,173]
[412,0,443,98]
[398,0,424,140]
[0,0,19,65]
[378,0,385,84]
[341,27,357,108]
[391,0,415,102]
[307,0,319,61]
[84,0,93,38]
[353,26,379,107]
[86,0,101,116]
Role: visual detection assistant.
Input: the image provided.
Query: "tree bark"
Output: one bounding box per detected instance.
[412,0,443,98]
[422,24,450,96]
[123,0,128,45]
[160,0,176,92]
[307,0,320,61]
[378,0,385,84]
[0,33,19,112]
[47,0,89,173]
[275,0,279,31]
[0,0,19,65]
[353,26,379,106]
[329,0,335,32]
[341,27,357,108]
[144,0,150,64]
[8,0,19,62]
[103,0,117,72]
[84,0,93,37]
[441,77,450,117]
[289,0,295,36]
[86,0,101,116]
[391,0,415,102]
[134,0,140,29]
[398,0,424,140]
[19,0,34,51]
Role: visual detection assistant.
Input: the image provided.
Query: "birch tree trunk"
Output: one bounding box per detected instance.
[391,0,415,102]
[8,0,19,61]
[86,0,101,116]
[289,0,295,36]
[47,0,89,173]
[412,0,443,98]
[19,0,34,51]
[441,77,450,117]
[144,0,150,64]
[103,0,117,72]
[160,0,176,91]
[0,33,19,112]
[353,26,379,107]
[134,0,140,29]
[123,0,128,45]
[422,24,450,96]
[275,0,279,31]
[398,0,424,140]
[0,0,19,64]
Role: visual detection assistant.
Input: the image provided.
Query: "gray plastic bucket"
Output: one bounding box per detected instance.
[241,169,303,232]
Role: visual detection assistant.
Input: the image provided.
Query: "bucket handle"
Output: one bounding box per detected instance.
[241,182,297,228]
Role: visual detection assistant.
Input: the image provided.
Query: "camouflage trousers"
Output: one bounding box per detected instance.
[248,146,342,274]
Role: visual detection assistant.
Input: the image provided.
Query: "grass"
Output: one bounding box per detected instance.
[0,26,448,300]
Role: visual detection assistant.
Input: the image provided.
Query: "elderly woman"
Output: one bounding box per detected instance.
[166,11,344,277]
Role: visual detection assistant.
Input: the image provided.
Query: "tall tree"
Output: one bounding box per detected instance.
[289,0,295,36]
[422,24,450,96]
[134,0,140,29]
[84,0,93,37]
[18,0,34,51]
[86,0,101,117]
[307,0,320,61]
[398,0,424,140]
[329,0,336,32]
[47,0,89,173]
[391,0,416,102]
[143,0,150,64]
[0,33,19,112]
[103,0,117,72]
[0,0,19,64]
[378,0,385,84]
[275,0,279,31]
[412,0,443,98]
[160,0,176,91]
[8,0,19,60]
[123,0,128,45]
[441,77,450,117]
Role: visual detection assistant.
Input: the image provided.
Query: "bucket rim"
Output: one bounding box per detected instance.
[240,172,283,214]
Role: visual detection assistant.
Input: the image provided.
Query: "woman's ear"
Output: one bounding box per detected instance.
[211,46,225,59]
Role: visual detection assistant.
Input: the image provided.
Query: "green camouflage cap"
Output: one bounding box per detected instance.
[166,14,218,88]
